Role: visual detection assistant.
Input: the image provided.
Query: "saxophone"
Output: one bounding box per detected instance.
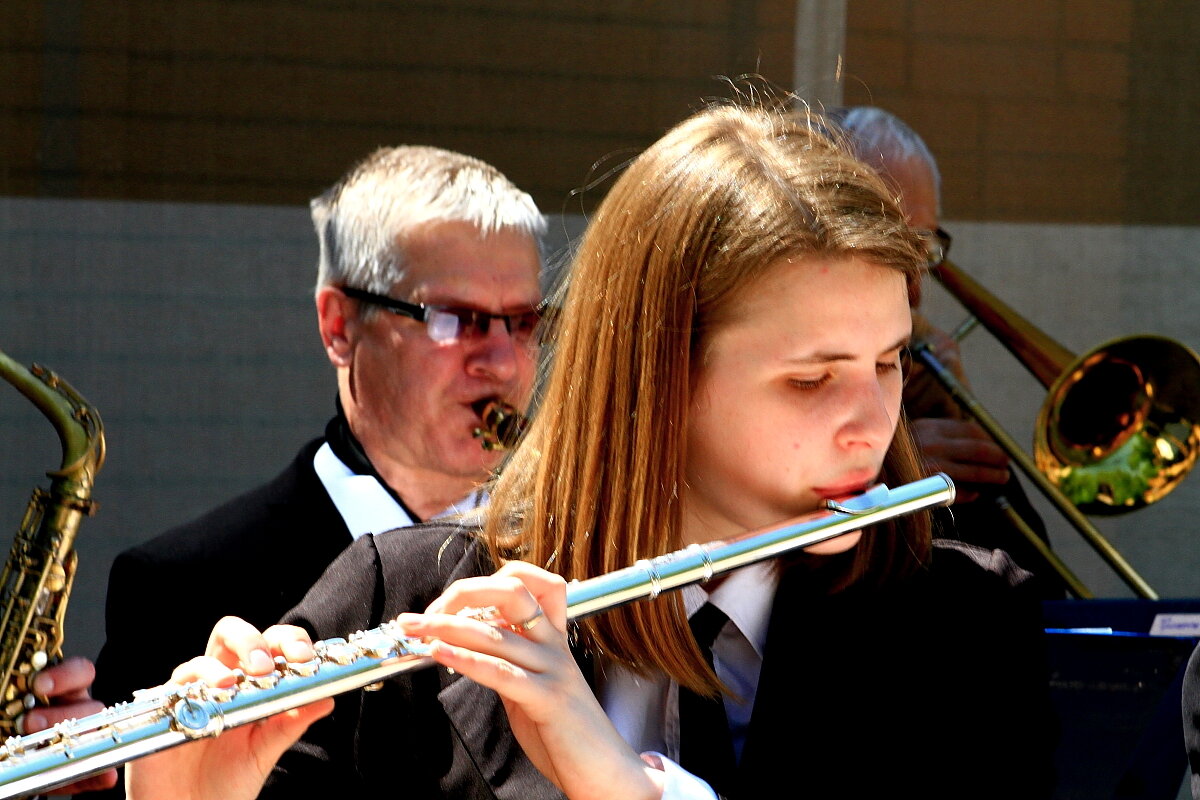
[0,348,105,736]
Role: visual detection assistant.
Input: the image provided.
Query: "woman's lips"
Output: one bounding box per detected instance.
[812,475,878,500]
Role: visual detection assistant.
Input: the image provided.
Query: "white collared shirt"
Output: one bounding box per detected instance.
[312,442,485,539]
[596,560,781,798]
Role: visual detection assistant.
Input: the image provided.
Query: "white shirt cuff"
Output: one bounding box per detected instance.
[642,752,720,800]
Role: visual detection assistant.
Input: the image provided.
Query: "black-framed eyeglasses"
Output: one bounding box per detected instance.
[916,227,952,268]
[341,286,541,346]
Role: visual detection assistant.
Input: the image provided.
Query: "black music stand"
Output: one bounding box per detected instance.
[1043,599,1200,800]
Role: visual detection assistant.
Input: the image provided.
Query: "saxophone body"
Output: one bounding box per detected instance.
[0,348,105,736]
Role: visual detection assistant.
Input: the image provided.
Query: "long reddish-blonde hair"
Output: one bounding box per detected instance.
[484,103,930,693]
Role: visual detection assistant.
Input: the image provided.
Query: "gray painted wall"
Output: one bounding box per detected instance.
[2,197,1197,670]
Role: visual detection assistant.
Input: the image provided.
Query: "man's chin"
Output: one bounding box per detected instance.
[445,439,505,475]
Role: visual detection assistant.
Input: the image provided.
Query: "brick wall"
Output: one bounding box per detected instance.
[2,0,796,209]
[843,0,1199,224]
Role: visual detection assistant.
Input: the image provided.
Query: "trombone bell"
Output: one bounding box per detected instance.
[932,258,1200,515]
[1036,335,1200,513]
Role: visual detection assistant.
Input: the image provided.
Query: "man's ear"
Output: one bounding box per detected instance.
[316,286,355,367]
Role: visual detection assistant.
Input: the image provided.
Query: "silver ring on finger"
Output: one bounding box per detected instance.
[508,605,545,634]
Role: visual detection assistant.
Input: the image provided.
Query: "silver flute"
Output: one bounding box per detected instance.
[0,474,953,799]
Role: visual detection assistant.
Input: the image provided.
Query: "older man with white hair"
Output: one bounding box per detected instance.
[91,145,546,740]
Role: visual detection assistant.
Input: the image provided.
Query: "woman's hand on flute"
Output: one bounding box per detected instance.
[125,617,333,800]
[401,561,667,800]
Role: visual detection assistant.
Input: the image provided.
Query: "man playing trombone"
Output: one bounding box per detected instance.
[836,107,1060,598]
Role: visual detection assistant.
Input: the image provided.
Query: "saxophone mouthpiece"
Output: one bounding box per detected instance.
[472,399,528,451]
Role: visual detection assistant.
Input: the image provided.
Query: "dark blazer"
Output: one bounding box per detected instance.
[262,523,1055,800]
[737,539,1056,798]
[264,520,561,800]
[93,439,354,707]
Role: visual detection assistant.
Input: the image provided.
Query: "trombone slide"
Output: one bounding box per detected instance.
[912,343,1155,599]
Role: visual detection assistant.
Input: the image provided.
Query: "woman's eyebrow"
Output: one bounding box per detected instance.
[782,335,911,365]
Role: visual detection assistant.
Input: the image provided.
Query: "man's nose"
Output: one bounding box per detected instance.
[465,317,522,381]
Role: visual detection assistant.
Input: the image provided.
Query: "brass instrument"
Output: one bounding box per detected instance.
[918,259,1200,599]
[0,475,954,798]
[472,400,528,450]
[0,349,105,737]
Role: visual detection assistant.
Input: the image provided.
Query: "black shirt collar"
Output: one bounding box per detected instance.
[324,396,423,524]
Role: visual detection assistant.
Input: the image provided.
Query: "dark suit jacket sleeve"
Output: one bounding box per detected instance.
[262,521,532,799]
[916,543,1058,798]
[93,440,350,710]
[90,441,353,800]
[260,533,388,795]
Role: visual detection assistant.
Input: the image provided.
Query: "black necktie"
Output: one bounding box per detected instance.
[678,602,737,796]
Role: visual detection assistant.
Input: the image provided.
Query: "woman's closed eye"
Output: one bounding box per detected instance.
[787,348,907,391]
[788,374,832,390]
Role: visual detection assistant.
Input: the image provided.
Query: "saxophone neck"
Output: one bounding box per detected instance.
[0,349,105,489]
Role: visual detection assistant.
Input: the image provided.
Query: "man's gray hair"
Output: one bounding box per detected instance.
[311,145,546,294]
[835,106,942,209]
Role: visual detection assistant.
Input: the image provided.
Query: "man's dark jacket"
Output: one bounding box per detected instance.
[93,439,353,706]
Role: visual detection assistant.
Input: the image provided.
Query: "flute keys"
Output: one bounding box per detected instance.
[352,631,396,659]
[286,658,320,677]
[204,684,236,704]
[316,638,356,666]
[379,621,427,656]
[244,672,278,690]
[46,726,72,758]
[171,697,224,739]
[1,735,24,758]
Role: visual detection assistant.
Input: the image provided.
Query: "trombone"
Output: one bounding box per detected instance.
[915,258,1200,600]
